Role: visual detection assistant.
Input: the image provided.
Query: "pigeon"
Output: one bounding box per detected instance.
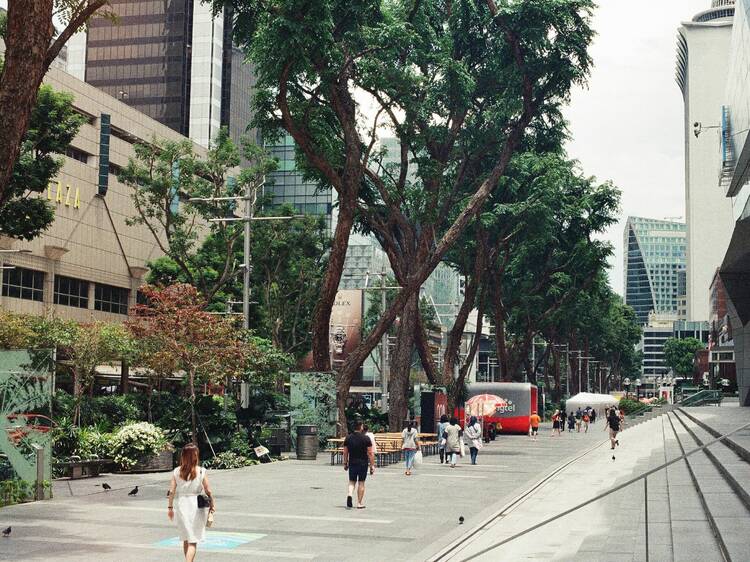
[612,455,616,461]
[2,527,10,537]
[459,516,465,525]
[102,483,111,491]
[128,486,139,496]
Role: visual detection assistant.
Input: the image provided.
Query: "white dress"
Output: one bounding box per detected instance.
[173,466,209,543]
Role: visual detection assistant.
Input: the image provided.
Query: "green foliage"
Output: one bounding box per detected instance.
[345,405,389,433]
[0,479,33,507]
[203,451,258,470]
[120,128,277,301]
[78,394,142,431]
[0,85,86,240]
[663,337,705,378]
[110,422,168,470]
[148,203,329,359]
[618,398,641,415]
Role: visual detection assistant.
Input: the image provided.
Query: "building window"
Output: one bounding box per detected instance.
[54,275,89,309]
[1,267,44,302]
[65,146,91,164]
[94,283,129,314]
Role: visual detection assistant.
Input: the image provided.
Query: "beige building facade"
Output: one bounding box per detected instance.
[0,66,206,323]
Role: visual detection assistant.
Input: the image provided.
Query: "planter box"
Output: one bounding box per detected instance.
[131,450,173,473]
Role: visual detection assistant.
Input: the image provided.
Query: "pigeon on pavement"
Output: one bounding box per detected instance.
[102,483,111,491]
[458,516,464,525]
[128,486,139,496]
[2,527,10,537]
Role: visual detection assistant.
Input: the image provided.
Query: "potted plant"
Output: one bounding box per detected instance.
[111,422,173,472]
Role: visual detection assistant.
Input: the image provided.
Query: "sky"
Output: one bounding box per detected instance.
[564,0,711,295]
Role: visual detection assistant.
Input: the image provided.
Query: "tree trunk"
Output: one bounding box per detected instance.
[449,293,485,413]
[120,359,129,395]
[442,273,479,385]
[414,316,438,385]
[491,284,511,381]
[0,0,54,202]
[310,200,356,371]
[387,294,419,430]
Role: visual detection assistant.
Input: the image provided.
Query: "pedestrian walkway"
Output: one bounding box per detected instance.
[0,424,604,561]
[428,406,750,562]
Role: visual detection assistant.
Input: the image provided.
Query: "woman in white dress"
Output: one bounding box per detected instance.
[168,444,215,561]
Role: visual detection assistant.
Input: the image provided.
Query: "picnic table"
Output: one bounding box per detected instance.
[325,433,438,466]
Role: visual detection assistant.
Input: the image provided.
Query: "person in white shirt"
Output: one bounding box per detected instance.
[401,420,420,475]
[363,424,378,455]
[465,416,483,465]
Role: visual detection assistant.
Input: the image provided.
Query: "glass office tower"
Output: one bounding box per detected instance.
[84,1,253,149]
[264,133,334,224]
[624,217,687,324]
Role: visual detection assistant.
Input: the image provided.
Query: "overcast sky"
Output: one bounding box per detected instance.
[565,0,711,295]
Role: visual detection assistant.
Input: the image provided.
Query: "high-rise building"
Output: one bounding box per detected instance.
[718,0,750,405]
[263,133,335,224]
[677,0,736,322]
[623,217,687,325]
[78,1,253,149]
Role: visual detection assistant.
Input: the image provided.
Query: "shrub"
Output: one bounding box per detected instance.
[110,422,168,470]
[80,394,142,430]
[0,479,33,507]
[77,426,114,459]
[618,397,642,415]
[203,451,258,470]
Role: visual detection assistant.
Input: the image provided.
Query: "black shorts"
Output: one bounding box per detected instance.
[531,426,539,435]
[348,463,368,482]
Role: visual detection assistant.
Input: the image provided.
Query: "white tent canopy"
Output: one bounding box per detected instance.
[565,392,618,417]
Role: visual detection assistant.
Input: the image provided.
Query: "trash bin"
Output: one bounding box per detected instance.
[296,425,319,460]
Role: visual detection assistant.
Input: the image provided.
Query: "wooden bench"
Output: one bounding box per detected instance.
[54,456,112,479]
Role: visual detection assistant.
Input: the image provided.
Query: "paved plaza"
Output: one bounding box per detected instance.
[1,424,606,561]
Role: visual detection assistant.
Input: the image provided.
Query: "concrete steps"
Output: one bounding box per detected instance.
[670,406,750,561]
[569,409,748,562]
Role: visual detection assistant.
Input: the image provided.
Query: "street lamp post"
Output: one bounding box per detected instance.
[635,378,642,402]
[623,377,631,400]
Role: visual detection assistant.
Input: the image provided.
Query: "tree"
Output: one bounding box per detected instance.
[63,322,136,425]
[119,129,276,303]
[0,84,86,239]
[663,337,705,379]
[0,1,112,204]
[218,2,596,433]
[147,203,329,359]
[127,284,260,442]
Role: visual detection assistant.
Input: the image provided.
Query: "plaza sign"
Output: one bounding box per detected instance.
[47,180,81,210]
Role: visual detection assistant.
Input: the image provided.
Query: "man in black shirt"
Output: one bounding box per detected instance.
[605,408,621,450]
[343,421,375,509]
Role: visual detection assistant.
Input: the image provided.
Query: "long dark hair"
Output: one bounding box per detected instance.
[179,444,199,481]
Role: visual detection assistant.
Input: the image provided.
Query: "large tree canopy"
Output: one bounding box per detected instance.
[0,1,111,209]
[216,0,596,430]
[0,84,85,239]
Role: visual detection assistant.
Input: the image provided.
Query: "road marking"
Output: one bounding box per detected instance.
[155,531,265,550]
[104,505,393,524]
[8,535,316,559]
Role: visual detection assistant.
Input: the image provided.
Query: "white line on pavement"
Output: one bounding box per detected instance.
[103,505,394,525]
[7,535,316,559]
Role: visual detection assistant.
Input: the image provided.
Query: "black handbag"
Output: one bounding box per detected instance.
[197,494,211,509]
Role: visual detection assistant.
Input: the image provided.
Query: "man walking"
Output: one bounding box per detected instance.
[575,408,583,432]
[529,411,541,441]
[605,408,621,450]
[343,421,375,509]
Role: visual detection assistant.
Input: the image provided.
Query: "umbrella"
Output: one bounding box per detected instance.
[465,394,505,417]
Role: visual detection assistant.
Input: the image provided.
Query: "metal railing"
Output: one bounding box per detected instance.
[679,389,722,407]
[447,417,750,562]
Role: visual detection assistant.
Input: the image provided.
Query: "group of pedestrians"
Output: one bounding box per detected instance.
[341,414,488,509]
